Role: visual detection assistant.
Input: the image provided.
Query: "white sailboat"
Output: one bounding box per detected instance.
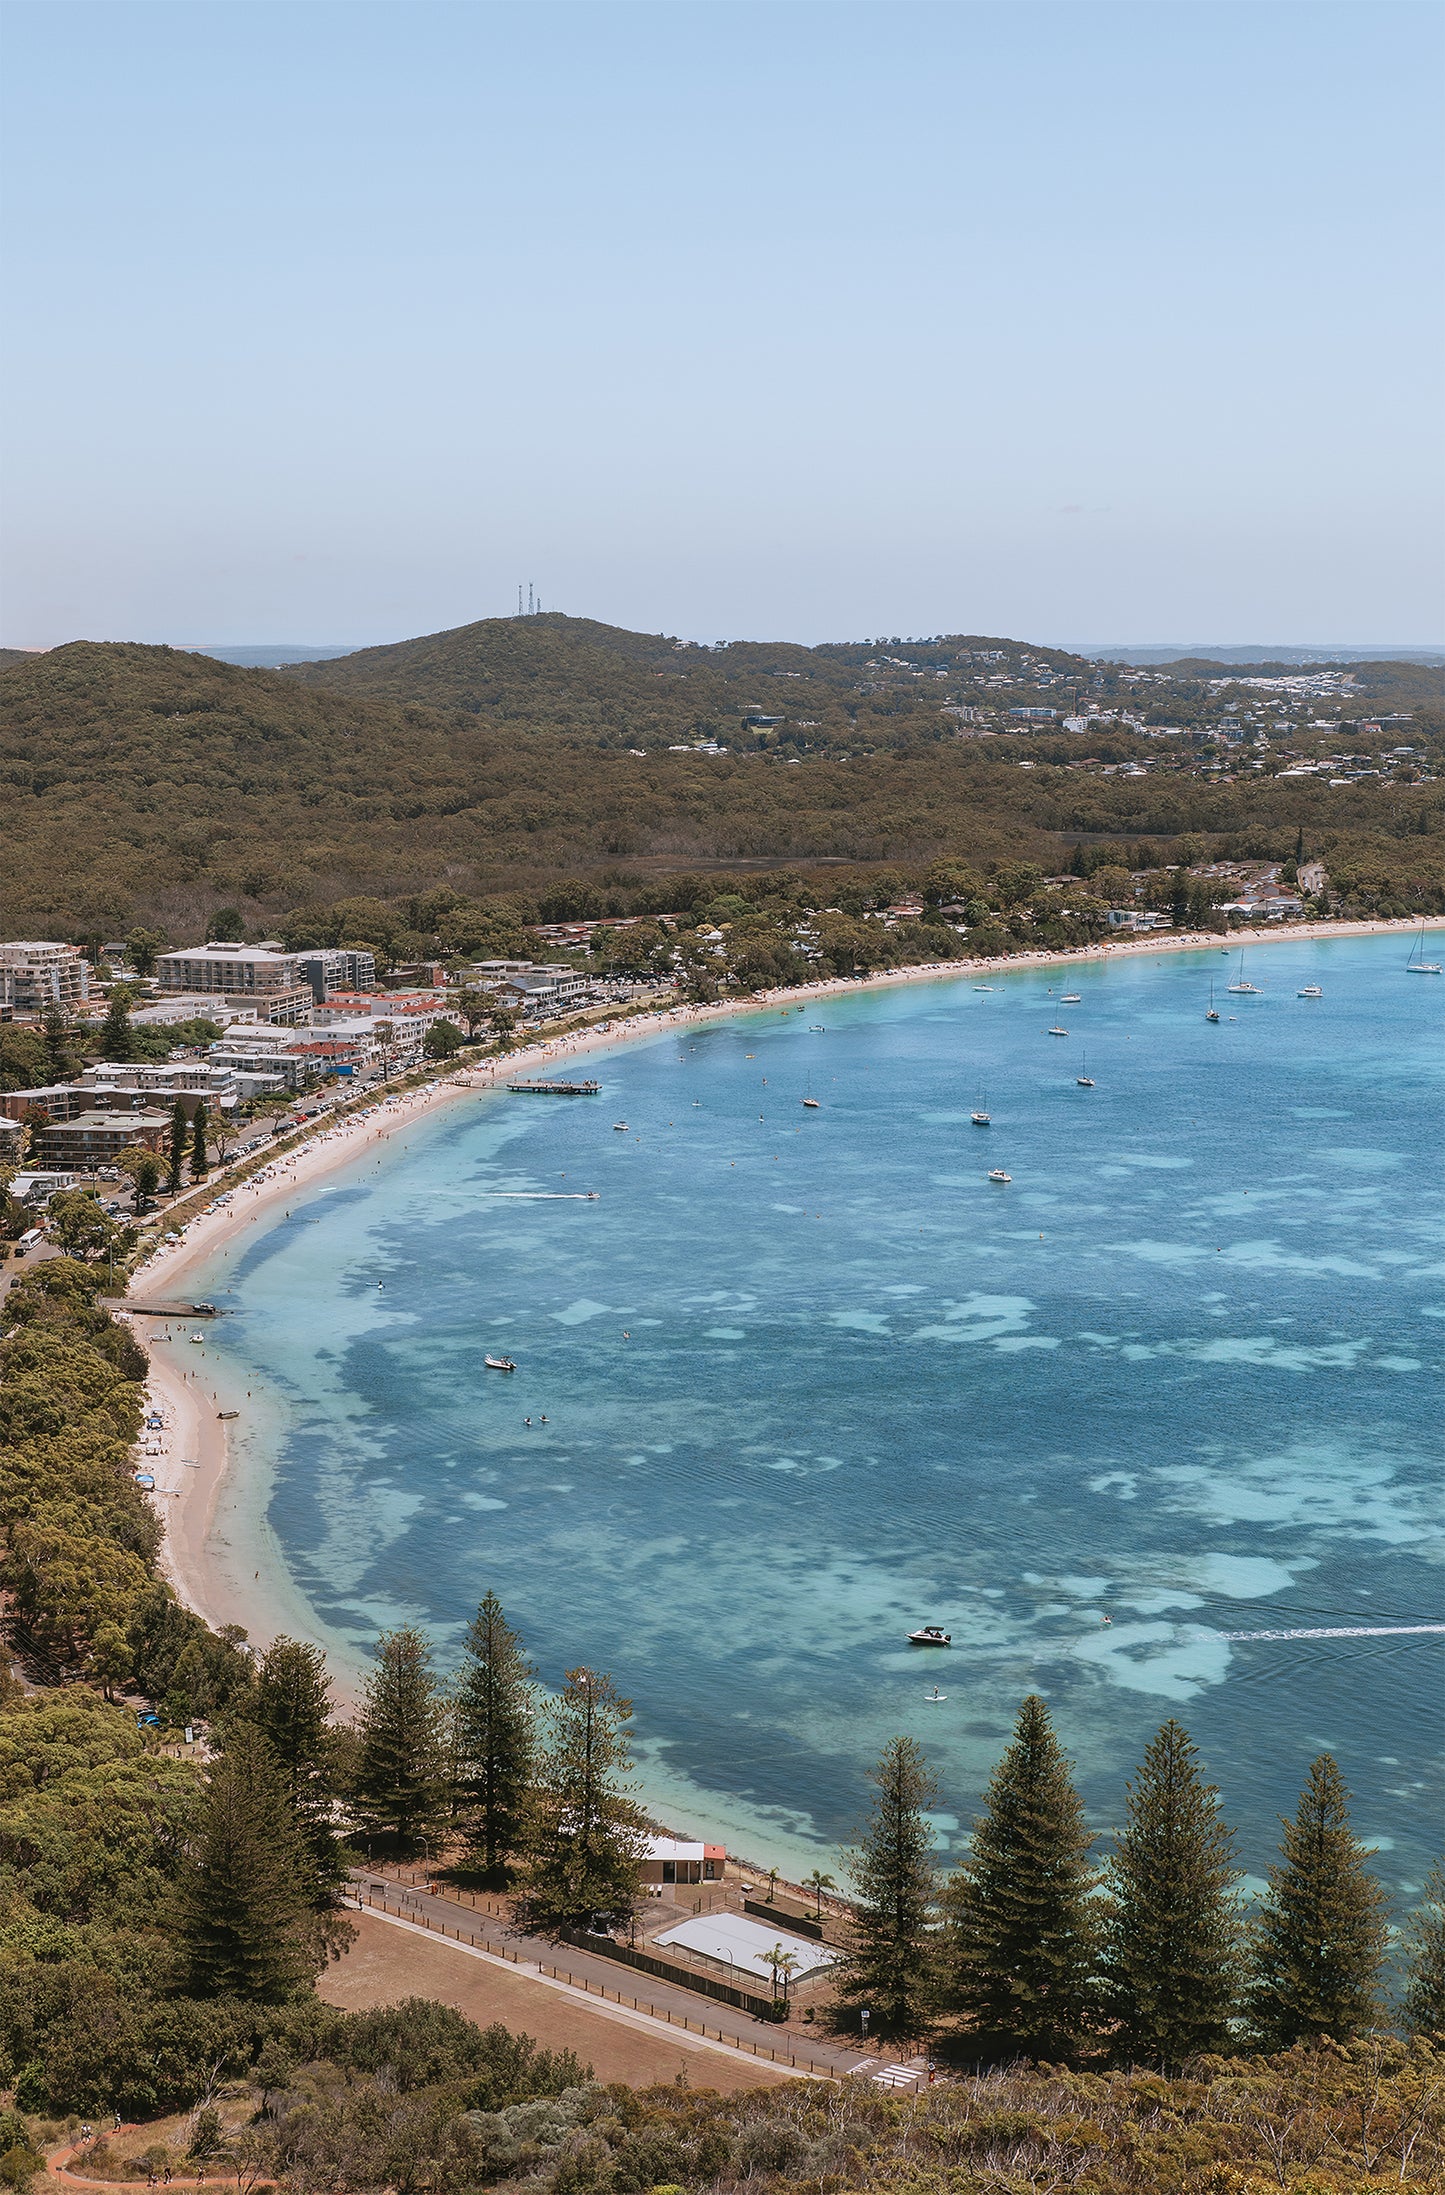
[1206,980,1220,1022]
[1406,924,1442,974]
[971,1088,990,1125]
[1226,950,1258,995]
[1076,1054,1095,1087]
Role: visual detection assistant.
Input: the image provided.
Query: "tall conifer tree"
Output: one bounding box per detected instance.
[168,1096,188,1194]
[178,1724,322,2000]
[840,1735,938,2039]
[100,992,134,1063]
[353,1626,449,1855]
[247,1635,345,1902]
[1103,1719,1241,2067]
[940,1694,1098,2060]
[518,1667,646,1934]
[190,1100,210,1180]
[454,1591,535,1884]
[1247,1754,1389,2047]
[1401,1861,1445,2038]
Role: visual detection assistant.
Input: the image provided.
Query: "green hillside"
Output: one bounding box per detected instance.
[2,627,1442,942]
[280,610,1070,750]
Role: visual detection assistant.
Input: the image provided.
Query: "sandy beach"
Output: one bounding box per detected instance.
[121,913,1438,1661]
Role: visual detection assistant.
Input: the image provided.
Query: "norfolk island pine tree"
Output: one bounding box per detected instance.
[454,1590,537,1885]
[243,1634,349,1904]
[1102,1719,1242,2068]
[517,1666,647,1934]
[939,1694,1098,2061]
[1401,1860,1445,2038]
[838,1734,939,2042]
[1247,1753,1389,2048]
[177,1723,325,2001]
[353,1625,450,1857]
[168,1095,188,1194]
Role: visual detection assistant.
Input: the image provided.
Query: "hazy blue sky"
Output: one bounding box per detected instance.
[3,0,1441,649]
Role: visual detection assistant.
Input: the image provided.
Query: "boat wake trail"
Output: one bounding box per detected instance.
[1216,1625,1445,1642]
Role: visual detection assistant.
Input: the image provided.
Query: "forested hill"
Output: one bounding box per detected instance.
[280,612,1086,748]
[2,632,1442,941]
[283,613,1440,745]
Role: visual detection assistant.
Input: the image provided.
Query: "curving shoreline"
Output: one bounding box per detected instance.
[120,914,1439,1677]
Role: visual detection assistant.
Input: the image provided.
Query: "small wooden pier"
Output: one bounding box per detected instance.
[506,1079,600,1096]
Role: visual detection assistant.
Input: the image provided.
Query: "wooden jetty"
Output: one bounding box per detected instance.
[112,1299,220,1317]
[506,1079,600,1096]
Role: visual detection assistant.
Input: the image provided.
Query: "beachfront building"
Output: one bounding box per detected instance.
[0,941,92,1017]
[7,1170,79,1204]
[29,1110,170,1169]
[638,1835,726,1889]
[206,1035,317,1094]
[494,965,595,1016]
[131,995,260,1030]
[153,942,314,1024]
[295,948,378,1002]
[1,1062,257,1125]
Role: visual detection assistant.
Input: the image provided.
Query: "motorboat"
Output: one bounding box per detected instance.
[810,1024,826,1031]
[908,1625,951,1647]
[988,1168,1012,1183]
[1061,992,1082,1003]
[484,1355,516,1372]
[612,1121,628,1131]
[217,1409,239,1421]
[1298,984,1323,998]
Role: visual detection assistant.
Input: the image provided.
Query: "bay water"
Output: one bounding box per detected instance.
[190,933,1444,1892]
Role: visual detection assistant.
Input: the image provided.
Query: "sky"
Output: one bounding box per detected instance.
[2,0,1441,651]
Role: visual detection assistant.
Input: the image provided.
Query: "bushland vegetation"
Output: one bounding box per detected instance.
[2,631,1441,941]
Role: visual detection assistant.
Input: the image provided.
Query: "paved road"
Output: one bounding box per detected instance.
[348,1873,896,2084]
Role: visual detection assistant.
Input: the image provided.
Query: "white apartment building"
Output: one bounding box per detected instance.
[154,942,313,1023]
[0,941,92,1014]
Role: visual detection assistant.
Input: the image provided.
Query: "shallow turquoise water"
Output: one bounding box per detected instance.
[193,934,1444,1887]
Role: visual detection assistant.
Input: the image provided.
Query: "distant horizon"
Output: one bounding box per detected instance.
[4,619,1443,669]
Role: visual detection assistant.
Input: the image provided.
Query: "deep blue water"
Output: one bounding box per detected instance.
[193,934,1444,1889]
